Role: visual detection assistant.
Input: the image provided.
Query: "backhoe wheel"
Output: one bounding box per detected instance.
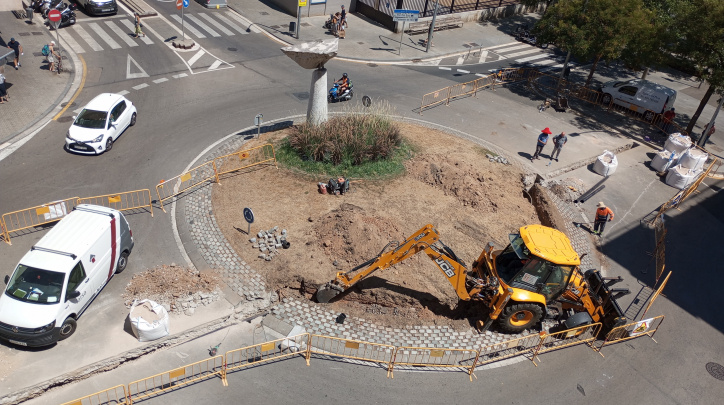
[498,303,544,333]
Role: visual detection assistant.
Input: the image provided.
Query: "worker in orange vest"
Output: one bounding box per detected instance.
[593,202,614,236]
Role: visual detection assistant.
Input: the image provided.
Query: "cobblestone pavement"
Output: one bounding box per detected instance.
[180,116,598,361]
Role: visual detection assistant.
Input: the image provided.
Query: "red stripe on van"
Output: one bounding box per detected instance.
[108,216,117,280]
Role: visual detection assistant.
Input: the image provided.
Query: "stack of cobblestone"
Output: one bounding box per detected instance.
[486,153,511,165]
[250,226,288,261]
[167,290,223,316]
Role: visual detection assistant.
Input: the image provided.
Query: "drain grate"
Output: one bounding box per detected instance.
[412,58,422,63]
[469,42,480,47]
[706,362,724,380]
[227,47,238,52]
[269,25,280,29]
[60,101,77,108]
[19,32,31,36]
[462,43,472,48]
[57,116,74,123]
[367,63,377,67]
[32,32,44,35]
[357,42,364,45]
[260,11,269,15]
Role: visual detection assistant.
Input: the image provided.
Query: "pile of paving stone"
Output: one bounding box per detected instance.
[486,153,511,165]
[250,226,289,261]
[169,290,223,316]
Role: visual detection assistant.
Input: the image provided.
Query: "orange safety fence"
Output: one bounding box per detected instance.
[473,75,496,93]
[308,334,395,367]
[127,355,226,403]
[420,87,452,112]
[532,323,602,363]
[596,315,665,356]
[1,197,80,245]
[225,333,311,375]
[447,79,478,104]
[155,160,218,213]
[388,347,479,381]
[77,189,154,217]
[60,384,128,405]
[475,332,542,368]
[213,143,278,178]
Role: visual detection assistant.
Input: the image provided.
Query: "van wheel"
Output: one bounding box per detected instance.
[58,317,77,341]
[644,111,655,122]
[116,251,129,274]
[602,94,612,105]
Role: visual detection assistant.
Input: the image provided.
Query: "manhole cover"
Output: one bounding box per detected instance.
[367,63,377,67]
[706,362,724,380]
[260,11,269,15]
[57,116,73,123]
[60,101,76,108]
[462,44,471,48]
[292,92,309,101]
[227,47,237,52]
[19,32,31,36]
[357,42,364,45]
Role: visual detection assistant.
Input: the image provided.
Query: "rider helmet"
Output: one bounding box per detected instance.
[343,73,348,78]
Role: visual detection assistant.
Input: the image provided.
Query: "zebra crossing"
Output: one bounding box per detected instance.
[433,41,571,70]
[58,11,260,54]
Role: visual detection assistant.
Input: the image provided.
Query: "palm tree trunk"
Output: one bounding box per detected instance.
[585,54,602,87]
[686,84,715,134]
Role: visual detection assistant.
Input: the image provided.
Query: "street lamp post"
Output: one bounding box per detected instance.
[425,0,440,53]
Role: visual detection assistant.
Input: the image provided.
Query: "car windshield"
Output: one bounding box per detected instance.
[74,109,107,129]
[4,264,65,305]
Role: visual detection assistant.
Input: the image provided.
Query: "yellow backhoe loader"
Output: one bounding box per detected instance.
[316,224,629,333]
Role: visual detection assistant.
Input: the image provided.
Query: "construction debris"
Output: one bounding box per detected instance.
[250,226,289,261]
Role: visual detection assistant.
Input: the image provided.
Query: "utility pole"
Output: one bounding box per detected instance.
[425,0,440,53]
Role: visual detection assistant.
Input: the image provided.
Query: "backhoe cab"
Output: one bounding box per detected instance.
[315,224,629,334]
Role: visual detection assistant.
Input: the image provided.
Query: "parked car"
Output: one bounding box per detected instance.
[599,79,677,121]
[65,93,137,155]
[196,0,227,8]
[0,205,134,347]
[76,0,118,16]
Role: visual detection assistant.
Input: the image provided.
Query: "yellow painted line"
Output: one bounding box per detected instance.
[53,54,86,121]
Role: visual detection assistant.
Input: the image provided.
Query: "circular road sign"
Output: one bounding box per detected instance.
[48,9,61,22]
[176,0,183,9]
[243,207,255,224]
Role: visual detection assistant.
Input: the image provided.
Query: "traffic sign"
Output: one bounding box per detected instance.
[48,9,61,30]
[393,9,419,22]
[176,0,182,9]
[183,0,189,7]
[243,208,255,224]
[298,0,307,6]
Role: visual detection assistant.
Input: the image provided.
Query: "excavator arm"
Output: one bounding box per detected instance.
[316,224,473,303]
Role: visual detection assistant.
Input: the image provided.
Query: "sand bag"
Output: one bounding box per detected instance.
[650,150,679,172]
[593,150,618,176]
[664,133,692,155]
[665,165,701,189]
[679,148,708,171]
[130,299,170,342]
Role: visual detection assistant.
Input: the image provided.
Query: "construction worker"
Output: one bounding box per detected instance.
[593,202,614,236]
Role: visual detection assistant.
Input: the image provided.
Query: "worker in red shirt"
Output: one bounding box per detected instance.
[593,201,614,236]
[662,108,675,134]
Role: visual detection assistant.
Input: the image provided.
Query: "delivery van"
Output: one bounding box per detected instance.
[0,205,133,347]
[600,79,677,121]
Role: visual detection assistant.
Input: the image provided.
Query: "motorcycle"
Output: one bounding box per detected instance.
[323,13,335,29]
[41,0,64,18]
[56,3,77,28]
[514,25,549,49]
[328,82,353,103]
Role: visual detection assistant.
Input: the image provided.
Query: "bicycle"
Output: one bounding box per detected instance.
[55,50,63,74]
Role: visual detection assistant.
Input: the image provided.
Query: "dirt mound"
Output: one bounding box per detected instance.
[212,123,540,330]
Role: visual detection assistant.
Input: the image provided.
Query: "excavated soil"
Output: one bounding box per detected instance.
[212,123,543,330]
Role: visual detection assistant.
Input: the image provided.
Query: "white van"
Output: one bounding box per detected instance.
[0,205,133,347]
[600,79,677,120]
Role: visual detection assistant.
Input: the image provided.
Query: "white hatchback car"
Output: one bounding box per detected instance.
[65,93,137,155]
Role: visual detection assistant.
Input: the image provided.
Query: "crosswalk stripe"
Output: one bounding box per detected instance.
[484,41,520,50]
[225,11,261,33]
[455,55,465,65]
[105,20,138,47]
[59,30,85,54]
[187,49,206,66]
[88,22,121,49]
[198,13,234,36]
[119,19,154,45]
[208,60,222,70]
[505,48,541,58]
[214,13,249,35]
[533,59,556,66]
[186,14,221,37]
[516,53,549,63]
[133,83,149,90]
[477,50,488,64]
[171,14,206,38]
[495,44,530,53]
[72,25,104,52]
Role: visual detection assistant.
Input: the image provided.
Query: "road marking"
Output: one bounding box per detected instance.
[457,69,470,74]
[133,83,149,90]
[213,13,249,35]
[208,60,222,70]
[171,14,206,38]
[475,73,486,77]
[0,120,51,162]
[505,48,542,58]
[495,44,529,53]
[455,55,465,65]
[73,107,83,114]
[225,10,261,33]
[172,73,188,78]
[477,50,488,63]
[120,19,154,45]
[118,90,130,95]
[127,54,150,79]
[187,14,221,37]
[439,67,451,70]
[533,59,556,66]
[105,20,138,47]
[88,22,121,49]
[187,49,206,66]
[53,55,86,120]
[72,25,104,52]
[58,29,85,54]
[516,53,549,63]
[153,77,169,84]
[484,41,520,50]
[197,13,234,36]
[0,142,10,150]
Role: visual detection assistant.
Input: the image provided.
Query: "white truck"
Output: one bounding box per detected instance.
[0,205,134,347]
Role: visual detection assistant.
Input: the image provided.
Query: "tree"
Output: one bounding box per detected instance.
[536,0,655,87]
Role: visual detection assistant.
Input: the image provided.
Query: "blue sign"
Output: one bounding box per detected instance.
[183,0,189,7]
[243,207,255,224]
[393,9,419,22]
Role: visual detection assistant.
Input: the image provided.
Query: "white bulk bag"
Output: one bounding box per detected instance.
[650,150,679,172]
[130,299,170,342]
[679,148,708,171]
[664,133,692,155]
[665,165,701,189]
[593,150,618,176]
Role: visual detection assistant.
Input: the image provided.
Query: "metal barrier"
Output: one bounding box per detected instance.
[1,197,80,245]
[652,156,719,223]
[476,333,542,368]
[77,189,154,217]
[60,384,128,405]
[213,143,278,178]
[533,323,602,363]
[127,355,226,403]
[155,160,218,213]
[225,333,311,374]
[388,347,479,381]
[596,315,665,356]
[447,79,478,104]
[308,334,395,368]
[420,87,452,112]
[653,216,666,283]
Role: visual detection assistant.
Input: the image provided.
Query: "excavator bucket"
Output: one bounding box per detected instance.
[586,270,629,332]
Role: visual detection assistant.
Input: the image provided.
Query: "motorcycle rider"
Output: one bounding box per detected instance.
[335,73,350,96]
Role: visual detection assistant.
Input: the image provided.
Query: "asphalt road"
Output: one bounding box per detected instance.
[1,4,724,404]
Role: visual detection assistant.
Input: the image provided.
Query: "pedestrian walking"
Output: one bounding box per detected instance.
[46,41,60,73]
[340,5,347,28]
[0,69,8,104]
[662,108,675,134]
[550,132,567,162]
[593,202,614,236]
[531,127,552,160]
[7,38,23,70]
[134,13,145,38]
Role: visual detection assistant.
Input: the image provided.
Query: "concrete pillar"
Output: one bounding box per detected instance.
[307,68,328,126]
